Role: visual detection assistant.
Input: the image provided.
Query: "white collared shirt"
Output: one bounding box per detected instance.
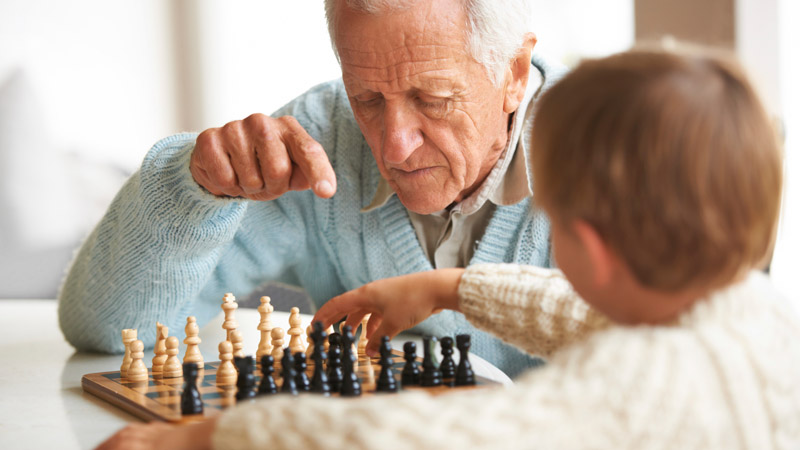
[361,69,543,268]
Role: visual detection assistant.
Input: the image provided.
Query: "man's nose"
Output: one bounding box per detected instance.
[381,102,423,165]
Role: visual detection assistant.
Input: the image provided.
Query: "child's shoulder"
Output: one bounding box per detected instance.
[535,270,800,405]
[682,270,800,330]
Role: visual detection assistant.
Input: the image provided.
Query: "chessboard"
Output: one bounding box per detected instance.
[82,349,496,424]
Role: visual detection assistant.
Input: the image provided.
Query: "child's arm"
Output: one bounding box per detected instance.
[314,263,611,358]
[458,263,611,357]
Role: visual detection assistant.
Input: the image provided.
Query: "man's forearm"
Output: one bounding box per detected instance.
[58,133,249,352]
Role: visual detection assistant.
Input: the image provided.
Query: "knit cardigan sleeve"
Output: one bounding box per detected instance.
[57,134,304,353]
[458,263,611,357]
[211,373,610,450]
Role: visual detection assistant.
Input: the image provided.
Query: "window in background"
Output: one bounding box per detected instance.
[531,0,635,65]
[770,0,800,302]
[184,1,341,130]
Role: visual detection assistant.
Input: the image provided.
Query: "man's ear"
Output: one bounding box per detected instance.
[503,32,537,114]
[572,220,615,288]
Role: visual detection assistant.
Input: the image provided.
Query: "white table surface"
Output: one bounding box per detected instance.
[0,299,511,450]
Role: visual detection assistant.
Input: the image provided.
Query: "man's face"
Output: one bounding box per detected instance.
[335,0,514,214]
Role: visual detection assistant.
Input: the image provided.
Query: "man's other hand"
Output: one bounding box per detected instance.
[190,114,337,201]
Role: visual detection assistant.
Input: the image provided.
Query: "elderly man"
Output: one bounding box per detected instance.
[59,0,564,377]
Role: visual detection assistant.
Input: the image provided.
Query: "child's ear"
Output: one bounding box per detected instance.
[572,220,614,288]
[503,33,537,114]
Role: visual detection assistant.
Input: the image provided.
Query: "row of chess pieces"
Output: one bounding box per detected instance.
[118,294,367,383]
[178,321,478,416]
[117,294,476,409]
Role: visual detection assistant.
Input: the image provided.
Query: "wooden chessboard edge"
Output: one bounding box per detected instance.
[82,374,164,422]
[81,373,214,424]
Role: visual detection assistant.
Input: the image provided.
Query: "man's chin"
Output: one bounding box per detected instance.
[396,192,455,215]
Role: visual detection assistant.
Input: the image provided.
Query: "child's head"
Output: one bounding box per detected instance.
[532,49,782,312]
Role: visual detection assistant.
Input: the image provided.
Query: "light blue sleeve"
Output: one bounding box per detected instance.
[57,133,306,352]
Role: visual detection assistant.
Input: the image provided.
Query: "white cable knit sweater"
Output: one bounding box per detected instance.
[212,264,800,450]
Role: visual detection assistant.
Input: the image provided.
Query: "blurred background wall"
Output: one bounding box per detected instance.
[0,0,796,300]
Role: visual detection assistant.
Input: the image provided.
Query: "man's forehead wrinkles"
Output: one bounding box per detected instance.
[338,43,463,66]
[344,67,464,94]
[343,54,463,81]
[343,63,456,87]
[341,56,453,72]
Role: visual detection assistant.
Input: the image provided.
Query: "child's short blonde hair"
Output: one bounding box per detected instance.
[532,49,783,291]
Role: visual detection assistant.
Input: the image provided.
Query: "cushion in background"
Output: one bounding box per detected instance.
[0,69,128,298]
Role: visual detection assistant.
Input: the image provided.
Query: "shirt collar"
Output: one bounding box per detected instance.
[361,67,543,214]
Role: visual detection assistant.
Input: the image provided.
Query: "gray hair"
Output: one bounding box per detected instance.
[324,0,533,84]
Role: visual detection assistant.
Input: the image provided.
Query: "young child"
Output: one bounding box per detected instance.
[96,49,800,449]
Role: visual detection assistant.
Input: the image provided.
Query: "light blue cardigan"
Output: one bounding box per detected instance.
[59,56,565,377]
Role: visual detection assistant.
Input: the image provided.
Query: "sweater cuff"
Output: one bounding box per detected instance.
[212,400,280,450]
[458,263,569,327]
[145,132,236,201]
[142,132,245,216]
[211,407,243,450]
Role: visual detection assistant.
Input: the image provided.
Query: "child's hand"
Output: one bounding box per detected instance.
[313,268,464,356]
[94,418,216,450]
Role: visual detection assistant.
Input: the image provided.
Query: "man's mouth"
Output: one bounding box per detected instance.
[391,166,437,178]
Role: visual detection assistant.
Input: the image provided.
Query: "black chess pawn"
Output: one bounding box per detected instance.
[309,321,325,362]
[280,348,299,395]
[376,336,398,393]
[181,362,203,415]
[420,335,442,387]
[257,355,278,395]
[310,322,331,395]
[402,341,420,386]
[439,336,456,386]
[340,325,361,396]
[328,331,343,352]
[234,356,257,401]
[455,334,476,386]
[294,352,311,392]
[327,334,344,392]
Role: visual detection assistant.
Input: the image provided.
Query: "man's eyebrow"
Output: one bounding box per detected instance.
[415,77,464,95]
[342,74,465,95]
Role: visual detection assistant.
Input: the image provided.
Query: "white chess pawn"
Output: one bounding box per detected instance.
[127,340,149,382]
[152,323,168,378]
[183,316,203,367]
[306,324,315,357]
[256,297,274,361]
[231,329,244,358]
[120,329,137,378]
[324,325,334,353]
[287,307,306,353]
[163,336,183,378]
[270,327,285,361]
[221,293,239,341]
[361,353,375,387]
[358,314,371,355]
[216,340,237,386]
